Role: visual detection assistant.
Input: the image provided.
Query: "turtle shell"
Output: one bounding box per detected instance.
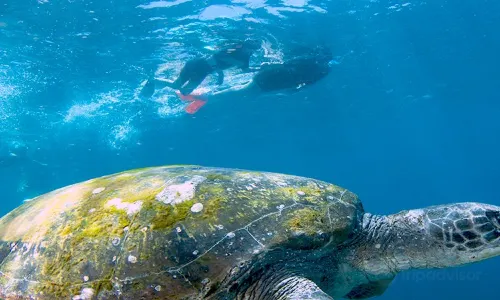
[0,166,362,299]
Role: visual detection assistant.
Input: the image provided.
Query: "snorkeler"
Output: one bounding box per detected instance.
[140,39,262,98]
[177,45,335,114]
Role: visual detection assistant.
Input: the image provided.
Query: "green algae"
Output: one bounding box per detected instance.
[202,196,225,220]
[42,250,72,277]
[38,243,115,296]
[57,174,168,243]
[146,199,196,230]
[194,184,231,223]
[34,282,74,298]
[58,206,130,246]
[0,273,8,286]
[56,173,233,235]
[39,180,132,294]
[205,173,231,181]
[238,171,263,177]
[198,184,225,195]
[286,207,328,235]
[1,166,246,299]
[139,252,151,261]
[34,279,113,298]
[73,173,227,232]
[278,183,327,205]
[92,280,113,293]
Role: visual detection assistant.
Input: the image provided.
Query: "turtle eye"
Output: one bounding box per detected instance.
[485,211,500,228]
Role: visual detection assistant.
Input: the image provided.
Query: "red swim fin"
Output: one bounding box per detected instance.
[185,100,207,114]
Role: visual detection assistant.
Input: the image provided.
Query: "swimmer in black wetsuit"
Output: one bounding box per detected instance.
[140,39,262,98]
[178,46,335,114]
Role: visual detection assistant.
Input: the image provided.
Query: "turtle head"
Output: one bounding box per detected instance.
[420,202,500,266]
[356,203,500,276]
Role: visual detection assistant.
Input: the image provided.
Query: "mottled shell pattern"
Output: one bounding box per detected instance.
[0,166,362,299]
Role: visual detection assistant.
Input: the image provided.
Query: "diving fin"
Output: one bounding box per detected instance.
[175,91,208,114]
[185,100,207,114]
[139,77,155,99]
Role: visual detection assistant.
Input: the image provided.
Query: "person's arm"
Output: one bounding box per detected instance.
[240,59,250,72]
[216,70,224,85]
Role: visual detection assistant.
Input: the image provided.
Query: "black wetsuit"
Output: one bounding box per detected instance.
[253,57,331,92]
[170,58,214,93]
[212,44,253,71]
[170,41,258,95]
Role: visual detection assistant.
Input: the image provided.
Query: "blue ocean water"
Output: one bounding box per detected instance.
[1,0,499,299]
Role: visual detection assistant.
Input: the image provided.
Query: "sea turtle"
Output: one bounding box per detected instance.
[0,165,499,299]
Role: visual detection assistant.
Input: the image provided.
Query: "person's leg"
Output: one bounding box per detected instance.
[179,76,205,95]
[141,59,209,98]
[171,59,206,90]
[178,65,213,95]
[139,77,178,99]
[169,62,191,89]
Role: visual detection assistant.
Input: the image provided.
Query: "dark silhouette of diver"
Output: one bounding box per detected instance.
[178,46,335,114]
[140,39,262,98]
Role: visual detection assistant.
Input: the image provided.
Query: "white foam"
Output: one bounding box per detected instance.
[154,93,185,118]
[309,5,327,13]
[64,91,121,123]
[282,0,308,7]
[244,17,267,23]
[266,6,304,17]
[111,124,133,141]
[0,84,17,100]
[109,122,137,149]
[199,5,252,21]
[232,0,268,9]
[137,0,191,9]
[64,102,103,122]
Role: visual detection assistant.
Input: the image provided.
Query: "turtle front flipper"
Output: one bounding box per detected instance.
[245,275,334,299]
[344,279,394,299]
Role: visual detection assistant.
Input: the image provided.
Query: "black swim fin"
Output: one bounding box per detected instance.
[139,77,155,99]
